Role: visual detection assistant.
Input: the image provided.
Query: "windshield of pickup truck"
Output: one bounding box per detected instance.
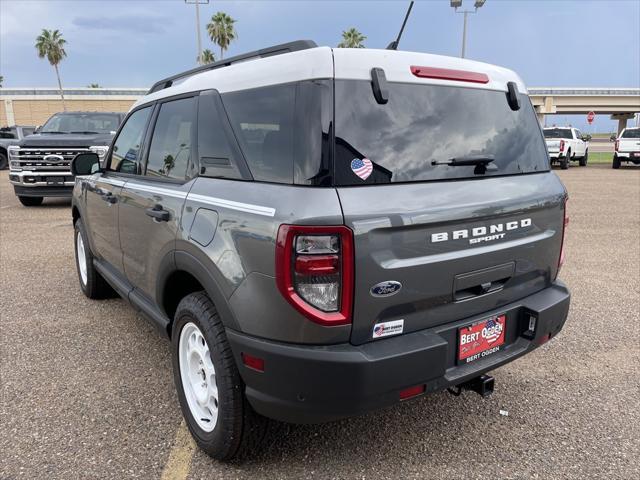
[543,128,573,139]
[333,80,548,185]
[621,128,640,139]
[40,113,121,134]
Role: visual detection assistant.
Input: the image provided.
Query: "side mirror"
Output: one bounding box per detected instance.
[71,152,101,176]
[609,134,616,141]
[34,125,41,133]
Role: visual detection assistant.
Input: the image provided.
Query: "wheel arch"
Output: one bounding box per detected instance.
[158,250,240,338]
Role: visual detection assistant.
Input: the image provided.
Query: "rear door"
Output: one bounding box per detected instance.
[332,79,566,345]
[119,94,198,301]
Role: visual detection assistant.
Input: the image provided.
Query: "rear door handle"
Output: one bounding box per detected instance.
[145,204,170,222]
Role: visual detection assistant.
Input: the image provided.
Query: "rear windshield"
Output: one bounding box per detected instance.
[621,129,640,139]
[333,80,548,185]
[544,128,573,139]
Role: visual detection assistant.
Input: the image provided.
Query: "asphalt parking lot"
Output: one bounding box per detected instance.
[1,164,639,480]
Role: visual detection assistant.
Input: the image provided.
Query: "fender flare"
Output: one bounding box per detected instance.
[159,249,241,332]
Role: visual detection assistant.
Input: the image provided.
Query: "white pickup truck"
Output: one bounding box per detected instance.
[543,127,589,169]
[613,127,640,169]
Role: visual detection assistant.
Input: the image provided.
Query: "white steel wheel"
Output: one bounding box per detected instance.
[179,322,219,432]
[76,231,88,286]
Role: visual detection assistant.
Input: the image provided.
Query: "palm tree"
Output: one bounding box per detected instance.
[338,28,366,48]
[87,83,101,88]
[207,12,237,60]
[200,49,215,65]
[35,29,67,111]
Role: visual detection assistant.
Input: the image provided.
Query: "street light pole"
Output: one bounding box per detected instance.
[450,0,486,59]
[461,10,468,58]
[186,0,209,65]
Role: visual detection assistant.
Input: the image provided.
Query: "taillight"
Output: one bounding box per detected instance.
[615,140,619,152]
[556,197,569,278]
[276,225,354,326]
[559,139,565,153]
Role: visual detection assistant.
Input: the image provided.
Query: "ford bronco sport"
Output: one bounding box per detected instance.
[70,41,571,461]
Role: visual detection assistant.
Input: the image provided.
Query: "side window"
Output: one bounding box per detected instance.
[146,97,196,181]
[108,107,152,174]
[197,92,244,179]
[222,84,295,183]
[574,129,581,139]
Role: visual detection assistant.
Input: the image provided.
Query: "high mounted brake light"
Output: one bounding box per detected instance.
[410,65,489,84]
[276,225,354,326]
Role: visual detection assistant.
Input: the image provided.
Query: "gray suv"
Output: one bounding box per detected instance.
[70,41,571,461]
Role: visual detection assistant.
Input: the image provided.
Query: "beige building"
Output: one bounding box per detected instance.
[0,88,147,127]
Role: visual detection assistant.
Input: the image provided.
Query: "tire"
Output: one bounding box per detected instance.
[612,154,621,169]
[172,292,273,461]
[18,196,43,206]
[0,151,7,170]
[74,219,113,299]
[560,155,569,170]
[579,150,588,166]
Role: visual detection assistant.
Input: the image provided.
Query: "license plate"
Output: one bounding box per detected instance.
[458,314,506,364]
[47,178,64,185]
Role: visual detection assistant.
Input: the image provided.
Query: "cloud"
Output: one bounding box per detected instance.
[72,14,172,34]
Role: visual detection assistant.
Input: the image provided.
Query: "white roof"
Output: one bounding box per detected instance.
[132,46,526,110]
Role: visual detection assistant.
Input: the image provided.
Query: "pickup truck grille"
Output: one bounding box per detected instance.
[13,147,88,171]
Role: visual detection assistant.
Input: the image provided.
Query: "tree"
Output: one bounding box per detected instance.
[87,83,101,88]
[35,29,67,110]
[207,12,237,60]
[200,49,215,65]
[0,75,3,87]
[337,28,366,48]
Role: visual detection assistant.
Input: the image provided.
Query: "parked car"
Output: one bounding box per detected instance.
[0,125,36,169]
[7,111,124,206]
[70,40,570,461]
[613,127,640,168]
[543,127,589,169]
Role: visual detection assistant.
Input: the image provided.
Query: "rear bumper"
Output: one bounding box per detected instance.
[227,281,571,424]
[616,152,640,160]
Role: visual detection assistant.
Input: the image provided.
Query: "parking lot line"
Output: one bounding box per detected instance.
[160,420,196,480]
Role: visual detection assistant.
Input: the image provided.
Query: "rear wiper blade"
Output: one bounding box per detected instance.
[70,131,100,134]
[432,155,495,167]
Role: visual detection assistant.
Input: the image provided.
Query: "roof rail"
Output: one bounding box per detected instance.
[147,40,318,94]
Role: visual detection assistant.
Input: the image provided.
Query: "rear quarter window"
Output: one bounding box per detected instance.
[333,80,548,185]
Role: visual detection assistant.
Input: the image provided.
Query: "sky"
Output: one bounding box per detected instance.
[1,0,639,131]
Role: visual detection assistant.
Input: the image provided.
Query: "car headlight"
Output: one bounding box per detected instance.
[8,146,21,170]
[89,145,109,160]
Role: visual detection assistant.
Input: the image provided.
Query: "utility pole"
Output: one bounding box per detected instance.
[450,0,486,58]
[186,0,209,65]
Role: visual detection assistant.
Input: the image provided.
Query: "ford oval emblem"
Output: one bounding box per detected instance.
[43,154,65,163]
[370,281,402,297]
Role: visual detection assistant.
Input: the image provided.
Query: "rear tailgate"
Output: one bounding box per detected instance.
[546,139,561,153]
[338,174,565,345]
[330,67,567,346]
[618,138,640,153]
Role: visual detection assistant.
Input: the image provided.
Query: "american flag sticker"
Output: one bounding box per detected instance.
[351,158,373,180]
